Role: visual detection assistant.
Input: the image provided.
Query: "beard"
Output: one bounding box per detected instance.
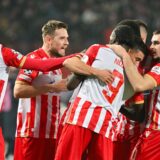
[49,48,63,57]
[153,57,160,63]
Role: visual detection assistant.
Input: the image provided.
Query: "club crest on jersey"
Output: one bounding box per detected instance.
[11,49,23,60]
[24,69,32,75]
[151,66,160,75]
[81,55,89,63]
[30,55,36,59]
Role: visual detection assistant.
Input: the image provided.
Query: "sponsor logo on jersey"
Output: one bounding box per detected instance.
[81,55,89,63]
[24,69,33,75]
[11,49,23,60]
[151,66,160,75]
[30,55,35,59]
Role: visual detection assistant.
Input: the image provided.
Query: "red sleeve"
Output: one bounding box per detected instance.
[2,47,24,67]
[146,63,160,86]
[84,44,101,65]
[16,69,38,85]
[21,53,79,71]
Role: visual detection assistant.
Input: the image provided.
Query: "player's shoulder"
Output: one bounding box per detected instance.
[0,44,3,49]
[149,63,160,74]
[89,44,109,49]
[87,44,110,53]
[26,48,43,59]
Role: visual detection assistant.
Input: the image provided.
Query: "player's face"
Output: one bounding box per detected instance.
[128,49,144,67]
[150,34,160,59]
[140,26,147,43]
[49,28,69,57]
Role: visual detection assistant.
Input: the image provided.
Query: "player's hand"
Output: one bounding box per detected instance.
[76,49,86,58]
[67,73,86,90]
[95,69,114,84]
[51,79,67,93]
[109,44,127,58]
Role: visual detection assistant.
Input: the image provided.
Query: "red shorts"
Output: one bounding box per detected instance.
[113,133,140,160]
[113,140,131,160]
[55,124,113,160]
[14,137,57,160]
[130,129,160,160]
[0,128,5,160]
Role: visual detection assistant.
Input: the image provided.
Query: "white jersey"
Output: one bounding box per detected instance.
[66,44,125,139]
[0,45,9,111]
[15,48,62,139]
[145,63,160,130]
[0,44,24,111]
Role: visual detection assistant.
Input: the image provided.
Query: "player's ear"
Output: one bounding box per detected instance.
[127,48,133,55]
[44,35,52,43]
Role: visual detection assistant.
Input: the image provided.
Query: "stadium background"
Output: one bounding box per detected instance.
[0,0,159,159]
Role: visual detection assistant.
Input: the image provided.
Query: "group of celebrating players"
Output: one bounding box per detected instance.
[0,19,160,160]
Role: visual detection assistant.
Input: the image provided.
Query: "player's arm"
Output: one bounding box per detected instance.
[63,56,114,84]
[67,73,86,90]
[2,46,78,71]
[21,54,79,71]
[120,104,145,122]
[109,45,156,92]
[66,49,87,90]
[120,93,145,122]
[14,79,67,98]
[121,53,156,92]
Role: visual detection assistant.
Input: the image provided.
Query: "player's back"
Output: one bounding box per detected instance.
[76,45,125,117]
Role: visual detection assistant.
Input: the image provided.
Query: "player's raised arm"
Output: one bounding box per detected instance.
[120,51,156,92]
[120,93,145,122]
[21,53,78,71]
[2,45,79,72]
[63,56,114,85]
[110,44,155,92]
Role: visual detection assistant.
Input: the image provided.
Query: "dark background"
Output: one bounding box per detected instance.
[0,0,159,159]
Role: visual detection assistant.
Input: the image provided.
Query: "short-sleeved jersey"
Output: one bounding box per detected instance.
[15,48,62,139]
[66,44,125,139]
[0,44,24,111]
[145,63,160,130]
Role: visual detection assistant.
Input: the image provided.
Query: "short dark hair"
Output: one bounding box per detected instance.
[110,25,137,48]
[153,29,160,35]
[110,25,148,55]
[42,20,68,37]
[133,19,148,32]
[117,19,141,38]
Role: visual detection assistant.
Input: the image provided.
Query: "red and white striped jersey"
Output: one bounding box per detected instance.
[66,44,125,139]
[60,84,82,127]
[0,44,24,111]
[145,63,160,130]
[15,48,62,139]
[115,93,145,141]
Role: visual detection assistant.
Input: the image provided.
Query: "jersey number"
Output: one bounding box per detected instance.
[102,69,124,104]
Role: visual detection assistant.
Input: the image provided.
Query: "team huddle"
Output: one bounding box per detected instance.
[0,19,160,160]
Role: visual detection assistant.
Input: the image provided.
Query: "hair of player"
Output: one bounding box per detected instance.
[133,19,148,33]
[117,19,141,38]
[110,24,148,55]
[110,25,138,51]
[42,20,68,37]
[153,29,160,35]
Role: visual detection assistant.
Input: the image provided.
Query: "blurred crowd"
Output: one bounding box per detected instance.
[0,0,160,53]
[0,0,159,159]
